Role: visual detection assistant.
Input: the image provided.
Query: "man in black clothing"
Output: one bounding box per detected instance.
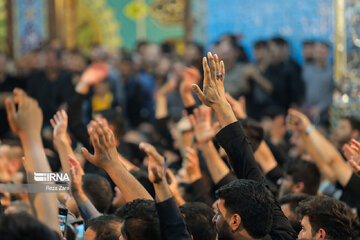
[192,52,297,239]
[26,48,74,125]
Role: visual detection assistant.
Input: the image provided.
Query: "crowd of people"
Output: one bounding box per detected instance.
[0,34,359,240]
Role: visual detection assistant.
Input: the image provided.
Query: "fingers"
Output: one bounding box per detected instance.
[202,57,210,87]
[5,97,16,123]
[139,142,163,165]
[13,88,27,107]
[220,60,225,82]
[81,147,95,163]
[351,139,360,152]
[225,93,236,105]
[192,84,209,106]
[189,114,196,129]
[239,96,246,113]
[207,52,216,84]
[349,159,360,176]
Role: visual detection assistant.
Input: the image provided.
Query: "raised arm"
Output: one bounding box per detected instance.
[50,110,74,173]
[288,109,348,185]
[81,119,152,202]
[139,142,191,240]
[180,67,201,109]
[5,89,59,232]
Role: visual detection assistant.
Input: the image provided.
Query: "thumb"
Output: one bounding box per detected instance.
[5,98,16,122]
[81,147,95,162]
[192,84,208,106]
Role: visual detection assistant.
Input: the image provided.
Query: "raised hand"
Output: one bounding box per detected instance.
[184,147,202,182]
[225,93,247,119]
[81,120,118,169]
[158,77,177,96]
[50,110,68,142]
[139,142,165,184]
[5,88,43,136]
[180,67,201,94]
[286,109,311,133]
[189,105,219,144]
[80,62,109,86]
[343,139,360,176]
[192,52,226,108]
[68,155,84,194]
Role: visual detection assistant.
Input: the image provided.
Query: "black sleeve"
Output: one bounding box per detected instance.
[190,178,214,206]
[215,121,264,182]
[215,121,297,240]
[68,92,91,150]
[156,197,192,240]
[214,172,237,190]
[340,173,360,213]
[265,165,284,187]
[155,116,174,151]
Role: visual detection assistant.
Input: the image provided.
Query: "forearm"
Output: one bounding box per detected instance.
[154,181,173,203]
[54,137,75,173]
[199,141,230,184]
[20,132,59,232]
[213,101,238,128]
[105,160,153,202]
[180,91,196,108]
[253,74,273,93]
[156,95,168,119]
[254,141,278,175]
[172,191,186,206]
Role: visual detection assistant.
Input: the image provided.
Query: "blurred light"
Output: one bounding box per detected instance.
[342,94,349,103]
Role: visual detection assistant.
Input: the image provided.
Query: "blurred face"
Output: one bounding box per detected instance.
[94,82,110,96]
[184,44,201,63]
[118,61,133,80]
[213,199,234,240]
[303,44,314,62]
[279,175,295,198]
[46,51,60,70]
[334,119,352,145]
[313,43,329,63]
[217,41,237,64]
[254,47,268,63]
[289,132,306,158]
[269,42,282,63]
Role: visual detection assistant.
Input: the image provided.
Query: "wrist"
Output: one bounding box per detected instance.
[189,172,202,183]
[76,82,90,95]
[305,124,315,135]
[213,99,231,113]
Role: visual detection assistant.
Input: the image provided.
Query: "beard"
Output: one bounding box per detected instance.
[217,219,234,240]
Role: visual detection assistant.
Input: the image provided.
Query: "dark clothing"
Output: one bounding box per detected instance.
[0,75,26,137]
[340,173,360,216]
[190,178,214,206]
[156,197,191,240]
[27,71,75,125]
[216,121,297,240]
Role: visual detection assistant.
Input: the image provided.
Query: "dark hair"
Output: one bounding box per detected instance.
[82,174,113,213]
[0,212,61,240]
[115,199,161,240]
[215,179,273,238]
[270,37,288,47]
[130,170,155,198]
[96,109,125,140]
[87,215,122,240]
[180,202,216,240]
[341,116,360,132]
[279,193,311,233]
[285,159,320,195]
[254,40,268,50]
[240,119,264,152]
[315,41,331,49]
[187,42,204,56]
[302,40,314,46]
[296,196,354,240]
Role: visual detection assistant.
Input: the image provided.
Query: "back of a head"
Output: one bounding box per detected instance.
[216,179,273,238]
[87,215,122,240]
[180,202,216,240]
[296,196,353,240]
[116,199,161,240]
[97,109,125,140]
[82,174,113,213]
[0,212,61,240]
[254,40,268,50]
[285,159,320,195]
[240,119,264,152]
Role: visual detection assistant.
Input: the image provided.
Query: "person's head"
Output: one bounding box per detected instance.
[93,80,111,96]
[253,40,269,63]
[260,106,286,138]
[0,212,61,240]
[180,202,216,240]
[334,116,360,147]
[279,159,320,198]
[85,215,122,240]
[117,55,134,80]
[289,131,307,159]
[115,199,161,240]
[240,119,264,152]
[269,37,288,63]
[279,193,310,233]
[82,174,113,214]
[45,48,61,71]
[0,144,23,179]
[184,42,204,65]
[302,40,314,63]
[214,179,273,239]
[313,41,330,65]
[4,200,33,215]
[217,36,239,66]
[296,196,354,240]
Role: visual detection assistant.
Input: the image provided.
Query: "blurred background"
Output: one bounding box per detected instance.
[0,0,358,131]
